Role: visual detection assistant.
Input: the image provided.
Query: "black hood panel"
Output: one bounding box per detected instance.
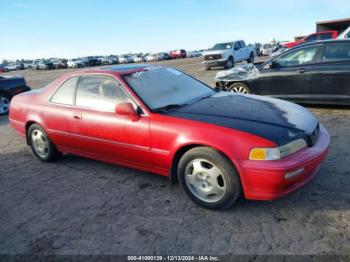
[163,93,319,146]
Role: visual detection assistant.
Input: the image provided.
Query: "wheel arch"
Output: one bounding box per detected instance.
[170,143,240,185]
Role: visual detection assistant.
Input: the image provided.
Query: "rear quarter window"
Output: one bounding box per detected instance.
[50,76,78,105]
[322,42,350,62]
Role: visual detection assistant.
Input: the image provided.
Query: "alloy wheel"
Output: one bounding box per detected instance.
[31,129,49,158]
[184,159,226,203]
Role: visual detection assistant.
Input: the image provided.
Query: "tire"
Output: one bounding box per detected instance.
[0,93,10,115]
[225,57,234,69]
[247,52,254,63]
[227,82,251,94]
[28,124,61,162]
[177,147,241,210]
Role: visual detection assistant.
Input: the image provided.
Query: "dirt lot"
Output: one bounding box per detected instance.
[1,57,350,256]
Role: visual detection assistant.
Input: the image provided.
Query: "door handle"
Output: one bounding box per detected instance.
[72,113,82,120]
[298,68,308,74]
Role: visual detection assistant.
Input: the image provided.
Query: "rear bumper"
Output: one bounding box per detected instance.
[239,124,330,200]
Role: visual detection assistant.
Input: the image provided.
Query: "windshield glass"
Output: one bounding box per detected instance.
[124,68,214,110]
[212,42,233,50]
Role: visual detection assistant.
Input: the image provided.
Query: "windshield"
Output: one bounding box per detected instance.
[212,42,233,50]
[124,68,215,111]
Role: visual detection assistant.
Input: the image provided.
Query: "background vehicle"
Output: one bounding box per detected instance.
[170,49,186,59]
[202,40,255,70]
[145,54,157,62]
[9,65,329,209]
[118,56,128,64]
[0,65,4,73]
[67,59,84,68]
[32,60,54,70]
[0,75,30,115]
[338,26,350,39]
[215,39,350,105]
[51,59,67,69]
[282,31,338,48]
[82,56,99,66]
[132,55,143,63]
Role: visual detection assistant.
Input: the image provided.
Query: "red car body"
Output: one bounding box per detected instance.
[170,49,187,59]
[9,65,330,202]
[0,66,5,73]
[282,31,338,48]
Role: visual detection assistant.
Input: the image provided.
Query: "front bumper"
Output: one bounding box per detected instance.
[239,124,330,200]
[202,59,226,67]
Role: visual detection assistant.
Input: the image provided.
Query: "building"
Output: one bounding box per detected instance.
[316,18,350,33]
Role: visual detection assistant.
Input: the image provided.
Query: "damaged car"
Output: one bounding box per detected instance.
[9,64,330,209]
[215,39,350,105]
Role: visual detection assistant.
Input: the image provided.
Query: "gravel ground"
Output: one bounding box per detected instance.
[0,57,350,256]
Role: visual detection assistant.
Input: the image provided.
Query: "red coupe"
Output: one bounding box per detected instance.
[9,64,330,209]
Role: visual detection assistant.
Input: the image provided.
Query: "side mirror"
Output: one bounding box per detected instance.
[115,102,139,121]
[234,46,239,51]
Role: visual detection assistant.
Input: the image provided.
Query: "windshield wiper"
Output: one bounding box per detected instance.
[153,104,186,112]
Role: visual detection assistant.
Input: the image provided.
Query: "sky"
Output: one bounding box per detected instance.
[1,0,350,61]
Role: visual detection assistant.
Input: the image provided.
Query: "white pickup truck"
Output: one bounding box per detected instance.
[202,40,256,70]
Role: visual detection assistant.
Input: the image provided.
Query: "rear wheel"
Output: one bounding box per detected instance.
[177,147,241,210]
[28,124,61,162]
[247,52,254,63]
[0,93,10,115]
[227,82,251,94]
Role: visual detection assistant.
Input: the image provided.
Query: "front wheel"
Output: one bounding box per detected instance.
[225,57,234,69]
[177,147,241,210]
[0,93,10,115]
[227,82,251,94]
[28,124,61,162]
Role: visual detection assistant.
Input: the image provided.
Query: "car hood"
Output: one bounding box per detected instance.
[162,92,319,146]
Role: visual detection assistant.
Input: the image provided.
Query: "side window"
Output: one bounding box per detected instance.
[234,42,240,50]
[240,41,246,48]
[76,75,129,111]
[304,34,317,42]
[322,43,350,62]
[275,45,319,67]
[320,33,332,40]
[50,76,78,105]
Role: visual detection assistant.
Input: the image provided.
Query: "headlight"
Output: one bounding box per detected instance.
[249,139,307,160]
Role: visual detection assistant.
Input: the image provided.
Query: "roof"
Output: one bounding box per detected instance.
[292,39,350,49]
[316,18,350,25]
[101,64,151,72]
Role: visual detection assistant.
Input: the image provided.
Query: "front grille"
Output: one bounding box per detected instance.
[306,124,320,146]
[204,54,222,61]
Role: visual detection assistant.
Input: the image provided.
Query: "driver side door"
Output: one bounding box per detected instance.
[68,74,152,167]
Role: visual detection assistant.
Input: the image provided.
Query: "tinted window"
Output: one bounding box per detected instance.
[322,42,350,62]
[51,77,78,105]
[240,41,246,48]
[320,33,333,40]
[275,45,319,67]
[234,42,240,49]
[124,68,214,110]
[304,34,317,42]
[76,75,129,111]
